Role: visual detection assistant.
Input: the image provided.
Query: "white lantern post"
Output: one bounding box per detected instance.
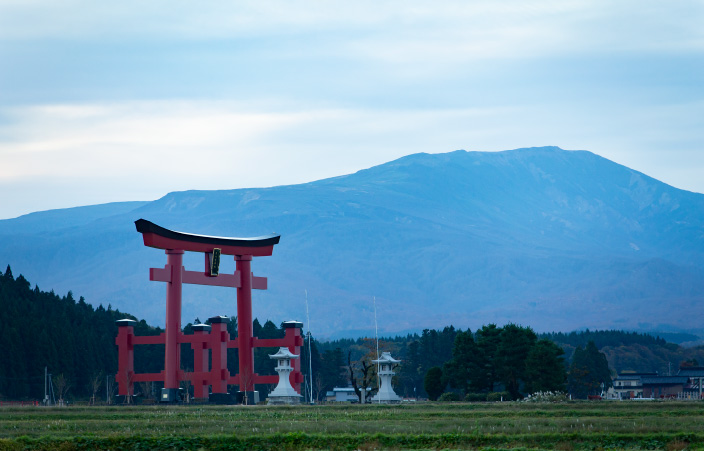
[267,347,303,405]
[371,352,402,404]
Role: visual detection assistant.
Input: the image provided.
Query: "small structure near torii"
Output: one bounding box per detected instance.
[267,346,303,405]
[371,352,402,404]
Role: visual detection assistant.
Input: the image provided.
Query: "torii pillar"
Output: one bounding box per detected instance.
[133,219,280,401]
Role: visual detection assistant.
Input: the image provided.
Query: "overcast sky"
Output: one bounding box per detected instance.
[1,1,702,219]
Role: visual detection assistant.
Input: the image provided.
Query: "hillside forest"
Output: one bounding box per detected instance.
[2,266,704,402]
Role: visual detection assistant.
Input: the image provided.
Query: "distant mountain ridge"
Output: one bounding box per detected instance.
[1,147,702,337]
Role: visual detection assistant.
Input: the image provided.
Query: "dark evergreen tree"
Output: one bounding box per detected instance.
[542,329,669,350]
[0,268,163,400]
[474,324,502,392]
[319,347,347,398]
[443,330,479,395]
[496,324,537,399]
[423,366,444,401]
[568,340,612,398]
[253,319,284,378]
[524,339,567,393]
[418,326,457,376]
[396,339,423,398]
[299,332,323,401]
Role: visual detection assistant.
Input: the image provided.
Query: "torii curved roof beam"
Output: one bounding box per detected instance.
[135,219,280,256]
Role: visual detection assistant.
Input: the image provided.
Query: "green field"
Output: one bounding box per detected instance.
[1,401,704,450]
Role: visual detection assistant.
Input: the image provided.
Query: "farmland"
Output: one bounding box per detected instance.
[1,402,704,450]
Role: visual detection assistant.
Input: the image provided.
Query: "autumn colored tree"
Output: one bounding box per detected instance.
[347,338,380,403]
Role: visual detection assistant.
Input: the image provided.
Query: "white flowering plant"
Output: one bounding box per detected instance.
[522,391,570,403]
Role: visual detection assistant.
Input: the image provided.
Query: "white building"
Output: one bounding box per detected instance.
[329,387,372,403]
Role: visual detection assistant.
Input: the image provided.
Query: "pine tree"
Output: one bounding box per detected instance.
[568,340,612,398]
[496,324,537,399]
[423,366,444,401]
[0,270,161,400]
[443,330,479,395]
[475,324,502,392]
[397,339,423,397]
[320,348,347,394]
[524,339,566,393]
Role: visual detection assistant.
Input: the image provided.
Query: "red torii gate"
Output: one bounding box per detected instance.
[115,219,303,403]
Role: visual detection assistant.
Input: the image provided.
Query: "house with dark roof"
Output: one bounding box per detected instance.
[612,372,657,399]
[610,366,704,400]
[641,376,688,399]
[677,366,704,399]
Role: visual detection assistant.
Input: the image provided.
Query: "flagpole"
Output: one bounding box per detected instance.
[373,296,380,402]
[305,289,313,404]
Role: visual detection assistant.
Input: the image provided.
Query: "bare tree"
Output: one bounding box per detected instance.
[89,372,103,406]
[348,350,376,403]
[53,374,71,406]
[179,370,192,404]
[139,381,155,403]
[123,372,134,404]
[315,372,325,403]
[107,375,118,405]
[239,370,254,405]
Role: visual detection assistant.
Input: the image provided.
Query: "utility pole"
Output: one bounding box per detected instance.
[48,373,55,405]
[44,367,48,406]
[305,290,313,404]
[373,296,380,403]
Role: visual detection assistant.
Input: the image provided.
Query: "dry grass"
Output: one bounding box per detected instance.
[1,401,703,449]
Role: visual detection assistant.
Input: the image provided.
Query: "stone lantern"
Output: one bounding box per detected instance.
[267,347,302,405]
[371,352,402,404]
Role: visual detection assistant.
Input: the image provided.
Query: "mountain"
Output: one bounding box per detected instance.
[1,147,703,337]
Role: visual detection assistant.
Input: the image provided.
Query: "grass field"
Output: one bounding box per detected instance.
[1,401,704,450]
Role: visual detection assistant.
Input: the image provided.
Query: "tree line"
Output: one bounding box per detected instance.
[0,267,348,401]
[420,324,613,400]
[0,266,162,400]
[2,266,702,402]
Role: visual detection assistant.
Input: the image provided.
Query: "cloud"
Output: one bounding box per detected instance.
[2,1,702,56]
[1,1,702,218]
[0,99,520,218]
[2,97,703,219]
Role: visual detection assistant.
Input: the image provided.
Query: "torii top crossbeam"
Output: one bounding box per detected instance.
[135,219,280,256]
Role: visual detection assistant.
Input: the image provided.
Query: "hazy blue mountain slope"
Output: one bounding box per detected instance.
[1,147,702,336]
[0,201,149,234]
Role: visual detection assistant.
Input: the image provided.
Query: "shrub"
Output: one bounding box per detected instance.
[522,391,570,403]
[487,391,510,402]
[464,393,487,402]
[438,392,461,402]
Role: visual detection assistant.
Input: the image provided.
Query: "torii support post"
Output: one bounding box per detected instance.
[164,249,184,392]
[208,316,230,394]
[283,321,304,394]
[190,323,211,399]
[236,255,255,393]
[115,319,136,396]
[129,219,281,403]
